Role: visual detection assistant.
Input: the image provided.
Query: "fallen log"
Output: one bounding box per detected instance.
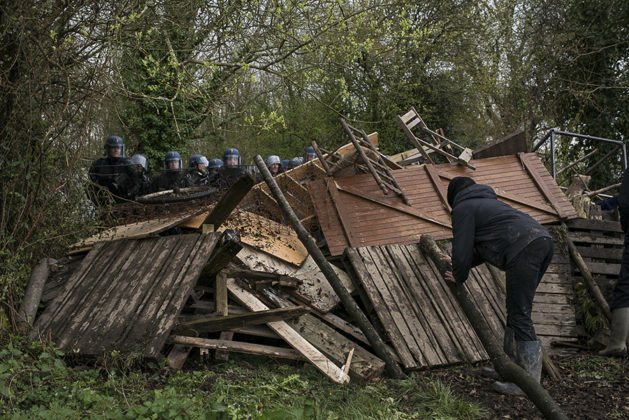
[419,235,567,420]
[254,154,405,379]
[198,229,242,286]
[18,258,55,331]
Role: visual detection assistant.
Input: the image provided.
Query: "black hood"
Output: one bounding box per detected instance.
[452,183,497,207]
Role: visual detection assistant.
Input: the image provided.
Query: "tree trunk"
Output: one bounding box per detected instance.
[419,235,567,420]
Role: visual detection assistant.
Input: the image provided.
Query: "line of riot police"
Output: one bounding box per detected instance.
[88,136,317,206]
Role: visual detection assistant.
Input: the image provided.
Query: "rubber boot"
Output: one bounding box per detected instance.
[503,326,517,360]
[599,307,629,356]
[493,339,543,395]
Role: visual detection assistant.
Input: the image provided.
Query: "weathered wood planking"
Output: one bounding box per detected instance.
[287,313,386,381]
[236,245,354,312]
[311,153,578,256]
[34,234,220,358]
[69,207,211,252]
[226,278,349,384]
[345,244,494,369]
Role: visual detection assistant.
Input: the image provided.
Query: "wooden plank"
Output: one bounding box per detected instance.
[288,314,385,381]
[567,218,622,233]
[222,210,308,266]
[170,335,306,361]
[575,262,620,276]
[518,152,570,219]
[345,248,417,368]
[167,345,192,370]
[226,279,350,383]
[70,207,209,250]
[176,306,310,333]
[424,164,451,212]
[568,232,624,246]
[575,246,623,260]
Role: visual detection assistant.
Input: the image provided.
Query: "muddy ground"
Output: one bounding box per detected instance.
[432,352,629,419]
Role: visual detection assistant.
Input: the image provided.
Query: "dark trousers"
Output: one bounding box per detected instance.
[611,230,629,309]
[505,237,554,342]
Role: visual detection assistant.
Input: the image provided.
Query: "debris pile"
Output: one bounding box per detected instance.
[25,108,622,386]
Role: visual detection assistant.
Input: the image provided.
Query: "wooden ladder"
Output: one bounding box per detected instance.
[339,118,411,205]
[396,106,475,170]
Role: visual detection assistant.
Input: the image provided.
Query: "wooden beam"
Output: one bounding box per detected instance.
[177,306,310,333]
[424,164,452,213]
[203,173,255,228]
[198,230,243,286]
[227,278,350,383]
[167,345,192,370]
[170,335,306,361]
[517,153,568,219]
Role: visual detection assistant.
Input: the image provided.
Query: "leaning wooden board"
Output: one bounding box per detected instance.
[226,278,349,384]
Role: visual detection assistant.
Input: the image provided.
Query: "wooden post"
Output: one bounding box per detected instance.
[198,229,243,287]
[254,154,406,379]
[419,235,568,420]
[18,258,55,331]
[562,223,612,321]
[203,173,255,228]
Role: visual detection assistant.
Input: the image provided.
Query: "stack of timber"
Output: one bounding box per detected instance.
[169,268,385,383]
[566,218,623,296]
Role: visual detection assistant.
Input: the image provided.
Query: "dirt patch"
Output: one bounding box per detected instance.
[431,353,629,419]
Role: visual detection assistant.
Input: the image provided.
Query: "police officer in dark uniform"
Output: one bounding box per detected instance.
[151,151,191,192]
[216,148,246,189]
[444,176,553,395]
[128,154,152,199]
[88,136,134,205]
[188,154,209,186]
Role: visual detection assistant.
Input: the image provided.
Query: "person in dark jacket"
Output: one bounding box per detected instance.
[443,176,553,394]
[88,136,134,205]
[600,168,629,356]
[152,151,191,192]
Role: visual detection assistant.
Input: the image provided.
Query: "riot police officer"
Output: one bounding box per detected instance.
[152,151,191,192]
[88,136,134,205]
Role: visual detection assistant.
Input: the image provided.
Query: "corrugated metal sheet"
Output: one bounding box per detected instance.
[34,233,220,358]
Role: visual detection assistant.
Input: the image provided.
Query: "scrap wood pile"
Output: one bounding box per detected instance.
[24,108,605,388]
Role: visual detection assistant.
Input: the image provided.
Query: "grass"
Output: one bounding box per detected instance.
[0,334,487,419]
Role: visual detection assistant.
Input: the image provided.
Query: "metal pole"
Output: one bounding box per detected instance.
[623,143,628,170]
[550,130,556,179]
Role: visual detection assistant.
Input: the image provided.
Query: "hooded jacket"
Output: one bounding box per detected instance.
[451,184,551,283]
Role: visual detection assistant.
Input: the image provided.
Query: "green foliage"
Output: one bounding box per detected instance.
[0,337,487,420]
[574,282,608,337]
